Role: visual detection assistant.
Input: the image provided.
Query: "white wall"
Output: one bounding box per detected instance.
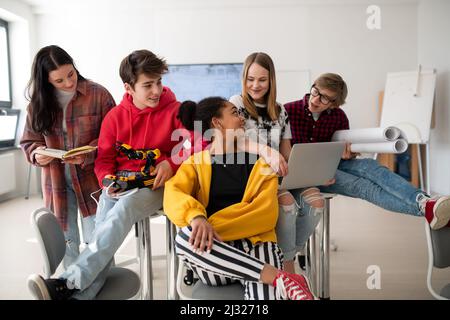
[30,0,418,129]
[32,0,157,104]
[418,0,450,194]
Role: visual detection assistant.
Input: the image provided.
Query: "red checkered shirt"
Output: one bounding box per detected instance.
[20,80,115,230]
[284,94,349,144]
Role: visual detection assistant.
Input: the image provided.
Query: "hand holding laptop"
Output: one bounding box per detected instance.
[341,142,360,160]
[259,145,289,177]
[323,178,336,186]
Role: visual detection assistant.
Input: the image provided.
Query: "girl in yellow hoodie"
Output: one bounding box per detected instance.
[164,97,314,300]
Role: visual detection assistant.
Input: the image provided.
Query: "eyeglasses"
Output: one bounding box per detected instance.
[310,86,336,105]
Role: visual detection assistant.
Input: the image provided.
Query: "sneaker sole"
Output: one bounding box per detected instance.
[430,197,450,230]
[302,275,318,300]
[27,274,51,300]
[296,274,317,300]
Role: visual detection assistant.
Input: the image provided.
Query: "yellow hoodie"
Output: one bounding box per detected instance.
[163,150,279,244]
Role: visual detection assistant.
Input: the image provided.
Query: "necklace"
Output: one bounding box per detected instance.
[212,155,227,167]
[212,153,235,168]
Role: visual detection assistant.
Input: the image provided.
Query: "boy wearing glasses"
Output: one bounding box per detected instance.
[280,73,450,267]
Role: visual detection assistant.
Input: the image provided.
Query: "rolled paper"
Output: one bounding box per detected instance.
[332,127,408,154]
[350,139,408,154]
[331,127,401,143]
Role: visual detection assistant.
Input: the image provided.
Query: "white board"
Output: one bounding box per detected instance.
[276,70,310,104]
[380,68,436,144]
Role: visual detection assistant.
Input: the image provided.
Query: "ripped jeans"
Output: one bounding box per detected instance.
[275,188,324,261]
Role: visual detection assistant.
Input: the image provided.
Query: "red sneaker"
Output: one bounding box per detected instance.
[273,271,316,300]
[424,196,450,230]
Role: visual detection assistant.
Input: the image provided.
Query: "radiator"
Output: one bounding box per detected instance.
[0,152,16,195]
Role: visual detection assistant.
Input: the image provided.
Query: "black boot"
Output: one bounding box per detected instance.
[28,274,77,300]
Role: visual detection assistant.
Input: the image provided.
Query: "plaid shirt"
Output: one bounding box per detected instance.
[284,94,349,144]
[20,80,115,230]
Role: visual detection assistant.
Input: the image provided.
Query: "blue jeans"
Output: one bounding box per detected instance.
[276,158,425,260]
[60,187,163,300]
[276,190,322,261]
[321,158,424,215]
[63,165,95,269]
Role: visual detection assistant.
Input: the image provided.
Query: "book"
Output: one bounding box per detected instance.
[33,145,98,159]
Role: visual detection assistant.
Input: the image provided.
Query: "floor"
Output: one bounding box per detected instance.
[0,194,448,300]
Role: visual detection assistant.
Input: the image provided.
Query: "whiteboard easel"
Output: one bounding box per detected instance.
[380,66,436,194]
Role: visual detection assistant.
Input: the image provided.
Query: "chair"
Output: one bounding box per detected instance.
[165,196,334,301]
[425,222,450,300]
[28,207,141,300]
[134,209,166,300]
[304,193,336,300]
[165,217,244,300]
[96,208,165,300]
[176,260,245,300]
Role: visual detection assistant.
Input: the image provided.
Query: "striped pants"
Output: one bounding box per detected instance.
[175,226,284,300]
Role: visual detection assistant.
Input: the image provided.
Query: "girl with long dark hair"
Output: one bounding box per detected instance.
[20,45,115,267]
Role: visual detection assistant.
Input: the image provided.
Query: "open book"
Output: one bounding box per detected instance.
[33,145,97,159]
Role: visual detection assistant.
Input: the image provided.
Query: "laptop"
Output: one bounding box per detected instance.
[279,142,345,190]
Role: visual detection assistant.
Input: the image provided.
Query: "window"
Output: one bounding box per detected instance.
[0,18,12,108]
[0,108,19,148]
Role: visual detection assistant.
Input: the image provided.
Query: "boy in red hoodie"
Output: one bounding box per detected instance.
[28,50,184,300]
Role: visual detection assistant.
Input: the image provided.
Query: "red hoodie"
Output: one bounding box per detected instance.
[94,87,187,186]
